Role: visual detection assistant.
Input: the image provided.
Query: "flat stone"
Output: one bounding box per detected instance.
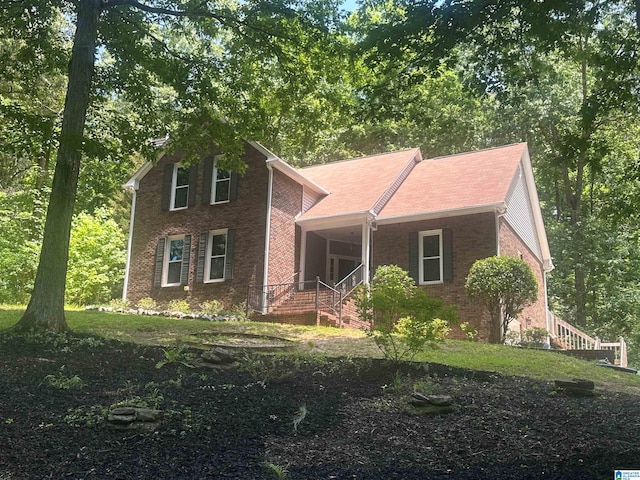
[201,347,235,364]
[135,408,163,422]
[410,404,455,415]
[107,414,136,424]
[110,407,136,416]
[426,395,454,406]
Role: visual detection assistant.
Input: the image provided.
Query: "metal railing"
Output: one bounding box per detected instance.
[246,269,364,328]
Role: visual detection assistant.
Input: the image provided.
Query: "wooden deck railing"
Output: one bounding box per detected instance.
[548,310,627,367]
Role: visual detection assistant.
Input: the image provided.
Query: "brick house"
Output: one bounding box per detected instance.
[122,141,553,341]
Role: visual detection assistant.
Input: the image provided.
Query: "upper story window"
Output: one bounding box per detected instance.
[419,229,443,284]
[164,235,185,286]
[171,165,190,210]
[205,229,227,282]
[211,156,231,204]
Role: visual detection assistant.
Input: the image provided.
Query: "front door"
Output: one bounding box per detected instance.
[329,255,361,284]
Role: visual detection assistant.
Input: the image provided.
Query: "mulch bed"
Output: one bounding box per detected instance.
[0,333,639,479]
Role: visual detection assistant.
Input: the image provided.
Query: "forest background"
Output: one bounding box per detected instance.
[1,0,639,364]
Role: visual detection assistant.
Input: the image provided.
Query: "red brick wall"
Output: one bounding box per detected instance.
[498,219,548,332]
[373,213,497,341]
[267,169,303,285]
[126,143,271,310]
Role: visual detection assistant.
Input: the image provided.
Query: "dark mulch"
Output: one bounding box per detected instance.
[0,333,639,480]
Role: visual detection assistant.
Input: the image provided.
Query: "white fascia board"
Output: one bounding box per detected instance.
[296,211,375,230]
[122,161,153,191]
[267,158,329,195]
[247,140,279,161]
[520,147,554,272]
[247,140,329,196]
[376,203,506,225]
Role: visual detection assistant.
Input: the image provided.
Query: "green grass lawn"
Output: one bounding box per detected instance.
[2,305,639,394]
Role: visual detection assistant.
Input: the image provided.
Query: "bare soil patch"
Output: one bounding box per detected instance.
[0,333,638,479]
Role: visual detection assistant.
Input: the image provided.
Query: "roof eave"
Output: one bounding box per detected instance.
[267,157,329,195]
[520,147,554,272]
[376,202,507,225]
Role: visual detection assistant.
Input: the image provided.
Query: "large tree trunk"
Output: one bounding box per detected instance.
[11,0,101,334]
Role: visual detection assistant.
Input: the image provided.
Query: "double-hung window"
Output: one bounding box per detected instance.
[205,229,227,282]
[419,229,443,284]
[211,156,231,204]
[164,235,185,286]
[171,165,190,210]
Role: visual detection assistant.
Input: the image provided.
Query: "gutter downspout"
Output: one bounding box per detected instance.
[495,205,507,256]
[122,186,137,301]
[262,164,274,314]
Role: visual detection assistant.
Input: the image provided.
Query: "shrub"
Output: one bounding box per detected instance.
[522,327,549,345]
[465,256,538,344]
[167,299,190,314]
[108,298,129,310]
[354,265,455,363]
[136,297,157,310]
[460,322,479,341]
[199,299,222,316]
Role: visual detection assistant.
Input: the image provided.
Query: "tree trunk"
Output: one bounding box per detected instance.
[11,0,101,334]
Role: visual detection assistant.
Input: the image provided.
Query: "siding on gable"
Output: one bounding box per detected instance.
[302,186,323,214]
[504,164,542,260]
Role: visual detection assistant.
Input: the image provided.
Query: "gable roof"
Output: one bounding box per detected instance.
[378,143,527,220]
[294,142,552,271]
[297,148,422,221]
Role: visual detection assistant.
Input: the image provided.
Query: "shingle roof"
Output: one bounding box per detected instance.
[297,148,421,220]
[296,143,526,222]
[379,143,526,220]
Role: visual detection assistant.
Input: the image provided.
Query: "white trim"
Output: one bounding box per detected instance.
[210,155,231,205]
[376,203,506,225]
[299,225,307,288]
[520,148,554,272]
[122,189,136,300]
[263,164,274,299]
[268,157,329,196]
[296,211,374,229]
[163,235,185,287]
[362,220,370,285]
[204,229,228,283]
[418,229,444,285]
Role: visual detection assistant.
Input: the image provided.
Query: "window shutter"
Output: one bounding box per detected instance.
[408,232,419,283]
[229,172,239,201]
[188,165,198,207]
[202,156,214,205]
[180,234,191,285]
[225,229,235,280]
[196,233,207,282]
[161,164,174,211]
[443,228,453,282]
[154,238,165,286]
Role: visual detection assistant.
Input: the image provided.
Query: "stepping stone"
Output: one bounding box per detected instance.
[554,379,597,396]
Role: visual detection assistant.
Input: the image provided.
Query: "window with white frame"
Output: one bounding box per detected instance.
[164,235,185,286]
[211,156,231,204]
[205,229,227,282]
[419,229,443,284]
[171,165,190,210]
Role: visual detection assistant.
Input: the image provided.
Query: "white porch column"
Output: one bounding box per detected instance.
[299,225,308,290]
[361,220,371,285]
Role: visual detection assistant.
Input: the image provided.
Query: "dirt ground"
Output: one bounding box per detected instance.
[0,333,639,479]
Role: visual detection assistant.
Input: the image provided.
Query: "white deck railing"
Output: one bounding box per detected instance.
[548,310,627,367]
